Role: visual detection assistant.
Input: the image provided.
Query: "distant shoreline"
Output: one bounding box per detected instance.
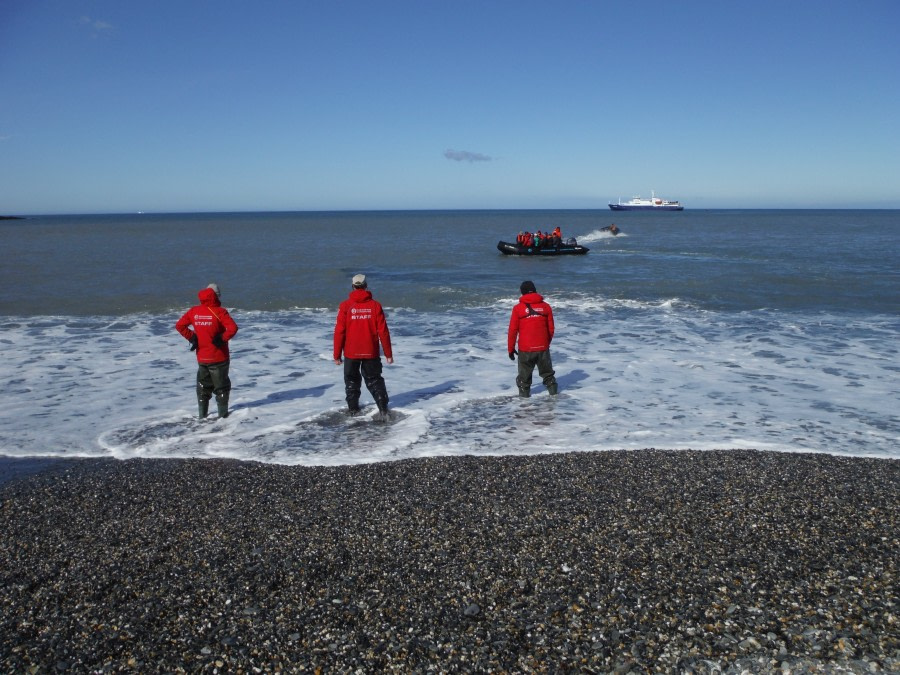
[4,207,900,218]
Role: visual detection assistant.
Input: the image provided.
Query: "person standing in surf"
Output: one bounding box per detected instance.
[175,283,239,419]
[333,274,393,419]
[508,280,558,398]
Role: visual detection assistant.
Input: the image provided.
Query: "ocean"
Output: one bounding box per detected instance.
[0,209,897,465]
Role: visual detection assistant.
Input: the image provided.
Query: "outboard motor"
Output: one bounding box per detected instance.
[565,237,577,246]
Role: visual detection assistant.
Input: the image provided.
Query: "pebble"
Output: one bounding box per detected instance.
[0,449,897,672]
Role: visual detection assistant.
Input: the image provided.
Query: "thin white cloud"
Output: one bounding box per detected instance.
[79,16,115,35]
[444,149,492,163]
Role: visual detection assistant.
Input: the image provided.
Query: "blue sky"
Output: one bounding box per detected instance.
[1,1,898,214]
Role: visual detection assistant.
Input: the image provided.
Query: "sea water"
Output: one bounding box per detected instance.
[0,210,897,465]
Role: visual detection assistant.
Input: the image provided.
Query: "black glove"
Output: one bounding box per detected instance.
[189,334,199,351]
[509,350,517,361]
[212,333,226,348]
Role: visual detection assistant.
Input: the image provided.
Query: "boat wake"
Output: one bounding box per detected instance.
[577,228,627,243]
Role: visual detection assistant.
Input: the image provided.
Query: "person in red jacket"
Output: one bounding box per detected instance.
[333,274,393,417]
[507,280,558,398]
[175,283,239,418]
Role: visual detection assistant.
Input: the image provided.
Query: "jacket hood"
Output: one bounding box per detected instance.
[198,288,221,306]
[519,292,544,304]
[349,288,373,302]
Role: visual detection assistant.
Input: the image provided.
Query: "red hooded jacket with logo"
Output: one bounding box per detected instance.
[333,289,393,361]
[508,291,554,353]
[175,288,239,364]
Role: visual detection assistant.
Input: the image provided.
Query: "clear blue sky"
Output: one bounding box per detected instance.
[2,0,898,214]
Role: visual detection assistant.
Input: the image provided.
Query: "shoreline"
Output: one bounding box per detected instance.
[1,450,897,672]
[0,456,80,487]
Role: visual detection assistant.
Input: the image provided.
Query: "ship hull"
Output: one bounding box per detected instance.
[609,203,683,211]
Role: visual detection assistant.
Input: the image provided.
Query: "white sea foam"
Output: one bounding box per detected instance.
[0,302,897,465]
[576,228,628,243]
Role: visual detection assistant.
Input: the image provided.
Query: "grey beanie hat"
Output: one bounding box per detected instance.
[207,283,220,296]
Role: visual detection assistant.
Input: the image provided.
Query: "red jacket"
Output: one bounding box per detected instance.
[175,288,239,364]
[334,289,393,360]
[508,292,554,352]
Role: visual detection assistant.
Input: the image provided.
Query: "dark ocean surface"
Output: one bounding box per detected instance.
[1,209,897,464]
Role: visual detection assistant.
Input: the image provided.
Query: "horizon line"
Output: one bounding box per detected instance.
[5,206,900,218]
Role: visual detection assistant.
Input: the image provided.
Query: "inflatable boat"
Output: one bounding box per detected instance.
[497,240,589,256]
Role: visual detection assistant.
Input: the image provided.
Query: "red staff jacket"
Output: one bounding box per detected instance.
[508,292,554,353]
[334,289,393,360]
[175,288,239,364]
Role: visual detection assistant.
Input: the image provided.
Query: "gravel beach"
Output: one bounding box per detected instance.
[1,450,897,673]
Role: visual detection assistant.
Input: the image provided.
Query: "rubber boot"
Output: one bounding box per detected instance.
[547,382,558,396]
[518,386,531,398]
[373,393,389,421]
[345,383,362,414]
[215,391,230,419]
[198,398,210,419]
[367,372,390,420]
[376,403,390,421]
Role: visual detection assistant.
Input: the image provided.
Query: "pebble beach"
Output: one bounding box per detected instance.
[1,450,897,673]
